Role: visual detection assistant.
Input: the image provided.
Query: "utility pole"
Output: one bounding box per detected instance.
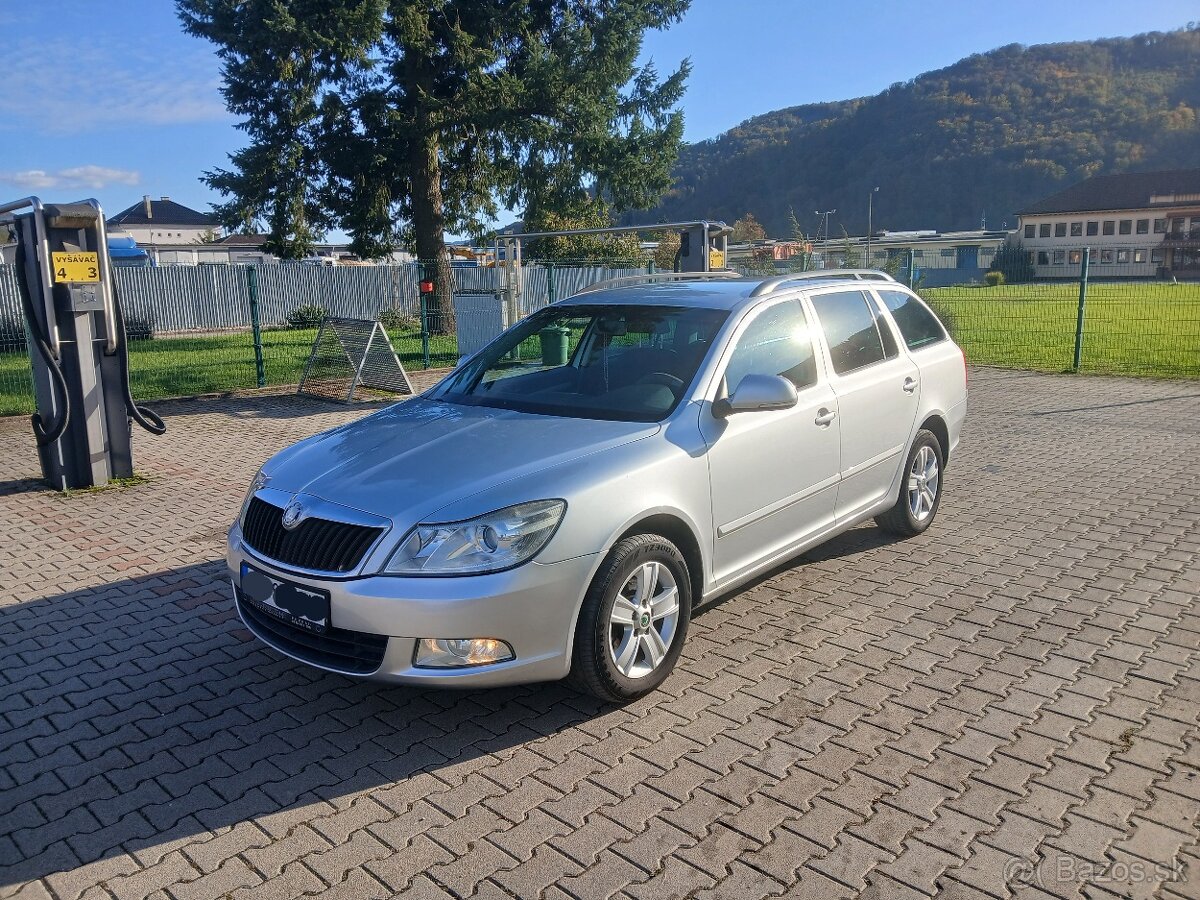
[815,209,836,250]
[867,187,879,266]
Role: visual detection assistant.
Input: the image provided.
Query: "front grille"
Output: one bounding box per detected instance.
[242,497,383,573]
[237,591,388,674]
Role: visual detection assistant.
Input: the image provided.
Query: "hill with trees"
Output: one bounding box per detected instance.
[621,26,1200,237]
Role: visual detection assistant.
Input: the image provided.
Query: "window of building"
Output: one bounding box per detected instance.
[1053,222,1066,237]
[874,251,886,260]
[1171,217,1185,235]
[1133,249,1146,263]
[1037,251,1050,265]
[877,290,947,351]
[1153,218,1167,233]
[1151,248,1164,264]
[1068,250,1082,265]
[911,249,924,258]
[1024,224,1035,239]
[1052,250,1066,265]
[1191,218,1200,238]
[1027,252,1036,265]
[808,291,887,375]
[940,249,955,258]
[1118,219,1132,235]
[1039,223,1051,238]
[1102,221,1115,236]
[1070,222,1082,237]
[1116,249,1129,264]
[1086,221,1098,236]
[1136,219,1149,234]
[1100,249,1114,264]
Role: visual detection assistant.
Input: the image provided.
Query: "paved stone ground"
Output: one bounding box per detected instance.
[1,368,1198,900]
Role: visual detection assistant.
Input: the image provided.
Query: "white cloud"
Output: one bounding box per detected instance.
[0,37,229,134]
[0,166,141,190]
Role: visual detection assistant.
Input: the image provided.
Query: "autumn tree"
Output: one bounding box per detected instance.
[651,228,681,270]
[179,0,692,332]
[731,212,766,242]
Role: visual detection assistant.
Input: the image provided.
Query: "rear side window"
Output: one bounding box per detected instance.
[809,290,887,375]
[877,290,947,351]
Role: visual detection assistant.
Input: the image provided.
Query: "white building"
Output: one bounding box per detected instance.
[1017,169,1200,279]
[106,196,221,246]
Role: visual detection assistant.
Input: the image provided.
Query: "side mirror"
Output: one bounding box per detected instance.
[712,374,798,419]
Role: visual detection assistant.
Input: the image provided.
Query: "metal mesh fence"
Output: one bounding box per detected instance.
[1,250,1196,417]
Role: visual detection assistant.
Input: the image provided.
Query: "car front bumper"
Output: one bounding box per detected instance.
[227,524,597,687]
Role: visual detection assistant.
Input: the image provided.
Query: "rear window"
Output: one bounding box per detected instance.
[877,290,947,351]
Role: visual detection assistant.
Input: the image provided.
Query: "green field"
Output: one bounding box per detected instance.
[921,281,1200,378]
[0,327,458,416]
[2,282,1197,416]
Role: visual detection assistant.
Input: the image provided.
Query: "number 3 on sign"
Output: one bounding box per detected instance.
[50,252,101,284]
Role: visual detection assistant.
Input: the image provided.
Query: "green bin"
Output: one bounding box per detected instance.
[539,326,570,366]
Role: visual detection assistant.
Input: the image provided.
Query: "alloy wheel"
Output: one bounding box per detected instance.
[607,561,680,679]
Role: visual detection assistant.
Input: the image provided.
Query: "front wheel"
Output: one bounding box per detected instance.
[568,534,692,702]
[875,429,944,537]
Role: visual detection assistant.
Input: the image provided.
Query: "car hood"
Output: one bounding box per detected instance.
[261,398,659,525]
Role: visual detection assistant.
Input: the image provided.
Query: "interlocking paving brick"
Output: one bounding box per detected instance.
[2,371,1199,899]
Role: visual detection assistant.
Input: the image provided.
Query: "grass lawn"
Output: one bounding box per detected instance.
[921,281,1200,378]
[0,326,458,417]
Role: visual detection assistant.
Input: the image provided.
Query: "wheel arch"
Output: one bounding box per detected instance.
[615,513,706,611]
[919,413,950,465]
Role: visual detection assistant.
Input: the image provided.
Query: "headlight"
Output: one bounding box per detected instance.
[384,500,565,576]
[239,469,269,524]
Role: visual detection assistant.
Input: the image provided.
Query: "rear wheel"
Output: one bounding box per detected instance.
[569,534,691,702]
[875,429,944,537]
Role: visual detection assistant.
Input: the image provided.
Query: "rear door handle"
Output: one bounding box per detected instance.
[902,377,918,393]
[814,409,837,427]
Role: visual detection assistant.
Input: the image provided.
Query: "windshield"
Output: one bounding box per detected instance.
[433,303,729,422]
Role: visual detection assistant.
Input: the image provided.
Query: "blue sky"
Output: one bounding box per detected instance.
[1,0,1195,235]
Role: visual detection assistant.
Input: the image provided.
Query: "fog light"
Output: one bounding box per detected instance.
[414,637,514,668]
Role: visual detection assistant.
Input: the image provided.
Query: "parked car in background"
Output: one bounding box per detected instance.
[229,271,967,700]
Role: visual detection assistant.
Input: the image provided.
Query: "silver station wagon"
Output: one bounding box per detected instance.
[229,271,967,700]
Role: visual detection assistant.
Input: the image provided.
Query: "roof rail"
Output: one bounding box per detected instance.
[748,269,896,297]
[569,270,742,298]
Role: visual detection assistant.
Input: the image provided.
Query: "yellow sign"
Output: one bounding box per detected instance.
[51,252,101,284]
[709,249,726,270]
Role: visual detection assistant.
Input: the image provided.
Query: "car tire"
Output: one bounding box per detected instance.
[875,429,944,537]
[568,533,692,703]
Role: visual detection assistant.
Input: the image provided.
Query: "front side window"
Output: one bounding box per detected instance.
[722,301,817,395]
[809,290,887,375]
[434,303,728,422]
[877,290,946,351]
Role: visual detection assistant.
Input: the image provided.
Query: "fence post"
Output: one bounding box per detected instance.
[418,262,431,370]
[546,262,556,305]
[906,249,916,289]
[246,266,266,387]
[1073,249,1089,371]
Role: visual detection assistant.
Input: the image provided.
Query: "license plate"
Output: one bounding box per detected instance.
[239,562,330,633]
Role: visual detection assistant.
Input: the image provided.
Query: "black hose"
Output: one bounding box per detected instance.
[14,241,70,446]
[106,278,166,435]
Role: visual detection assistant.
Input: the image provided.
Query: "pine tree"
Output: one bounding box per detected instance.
[179,0,692,332]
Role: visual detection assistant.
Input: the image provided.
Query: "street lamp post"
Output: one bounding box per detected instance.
[814,209,836,255]
[867,187,879,267]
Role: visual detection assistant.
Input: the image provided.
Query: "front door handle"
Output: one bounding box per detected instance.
[902,377,918,393]
[814,408,837,427]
